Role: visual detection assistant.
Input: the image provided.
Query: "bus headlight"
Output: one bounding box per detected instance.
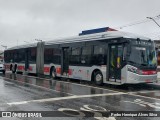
[128,66,156,75]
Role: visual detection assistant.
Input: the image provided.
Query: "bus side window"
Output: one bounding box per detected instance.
[44,48,53,64]
[81,46,92,65]
[14,51,18,62]
[19,49,25,63]
[52,48,61,64]
[93,45,106,65]
[69,47,81,65]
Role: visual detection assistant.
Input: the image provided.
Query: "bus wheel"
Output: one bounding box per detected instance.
[50,67,57,79]
[94,71,103,85]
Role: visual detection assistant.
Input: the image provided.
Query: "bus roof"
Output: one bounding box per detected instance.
[45,31,151,45]
[6,31,151,50]
[6,43,37,51]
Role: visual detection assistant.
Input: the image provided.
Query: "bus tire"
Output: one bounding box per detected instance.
[50,67,57,79]
[94,71,103,85]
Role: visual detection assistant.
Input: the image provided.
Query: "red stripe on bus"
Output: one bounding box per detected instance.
[142,70,157,75]
[29,66,32,71]
[69,69,72,75]
[17,66,25,70]
[44,67,50,73]
[56,67,61,74]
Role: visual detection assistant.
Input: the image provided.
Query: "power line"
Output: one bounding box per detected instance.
[115,14,160,29]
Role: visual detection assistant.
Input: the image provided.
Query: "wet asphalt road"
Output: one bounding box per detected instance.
[0,72,160,120]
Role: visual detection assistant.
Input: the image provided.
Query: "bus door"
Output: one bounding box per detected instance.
[25,48,29,71]
[61,47,69,76]
[108,44,123,82]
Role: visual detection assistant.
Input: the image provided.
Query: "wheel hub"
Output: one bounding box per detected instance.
[96,74,102,82]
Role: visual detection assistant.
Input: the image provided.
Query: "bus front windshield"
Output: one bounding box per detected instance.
[128,43,157,67]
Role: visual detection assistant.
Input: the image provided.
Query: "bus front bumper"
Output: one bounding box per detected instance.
[126,71,157,84]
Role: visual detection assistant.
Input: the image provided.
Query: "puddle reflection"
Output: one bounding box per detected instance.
[4,73,114,96]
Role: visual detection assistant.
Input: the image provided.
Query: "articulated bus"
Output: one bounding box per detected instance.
[4,29,157,85]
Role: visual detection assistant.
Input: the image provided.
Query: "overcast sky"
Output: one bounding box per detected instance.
[0,0,160,50]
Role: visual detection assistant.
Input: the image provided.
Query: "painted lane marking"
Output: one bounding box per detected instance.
[122,99,160,109]
[128,92,160,101]
[7,92,126,105]
[128,90,160,94]
[139,90,160,93]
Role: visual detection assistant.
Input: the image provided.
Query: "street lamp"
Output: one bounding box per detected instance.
[146,16,160,28]
[1,45,7,50]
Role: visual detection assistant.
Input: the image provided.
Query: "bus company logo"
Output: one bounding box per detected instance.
[2,112,11,117]
[1,112,42,118]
